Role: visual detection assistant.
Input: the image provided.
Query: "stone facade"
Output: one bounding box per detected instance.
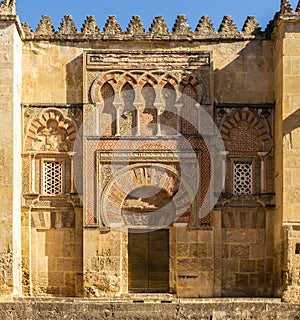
[1,0,300,311]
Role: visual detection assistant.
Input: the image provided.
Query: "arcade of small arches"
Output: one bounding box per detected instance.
[90,71,207,137]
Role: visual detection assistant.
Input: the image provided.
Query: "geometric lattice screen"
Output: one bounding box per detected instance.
[43,161,62,195]
[233,162,252,195]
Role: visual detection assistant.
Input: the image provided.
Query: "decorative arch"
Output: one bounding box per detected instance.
[160,73,179,88]
[90,71,137,103]
[220,109,273,152]
[140,83,156,135]
[25,108,77,152]
[137,73,158,87]
[161,83,177,134]
[181,83,198,135]
[179,74,207,105]
[100,164,192,228]
[120,82,136,135]
[100,82,116,136]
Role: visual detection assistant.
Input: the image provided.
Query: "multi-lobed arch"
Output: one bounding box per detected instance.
[90,70,207,137]
[90,70,204,105]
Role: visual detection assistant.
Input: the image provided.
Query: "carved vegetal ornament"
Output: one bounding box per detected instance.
[25,109,77,152]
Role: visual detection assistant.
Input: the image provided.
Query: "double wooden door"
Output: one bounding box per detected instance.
[128,229,169,293]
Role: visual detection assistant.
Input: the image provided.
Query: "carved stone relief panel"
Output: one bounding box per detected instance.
[24,107,81,152]
[82,138,210,227]
[217,107,273,153]
[22,106,82,224]
[216,106,274,204]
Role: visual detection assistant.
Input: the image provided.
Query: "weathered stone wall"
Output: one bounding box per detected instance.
[0,16,22,297]
[21,40,274,106]
[30,214,83,297]
[220,209,274,297]
[83,229,124,297]
[0,299,300,319]
[5,1,300,301]
[20,34,276,298]
[173,227,214,297]
[273,18,300,301]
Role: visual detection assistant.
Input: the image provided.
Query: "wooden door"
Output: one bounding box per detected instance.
[128,229,169,292]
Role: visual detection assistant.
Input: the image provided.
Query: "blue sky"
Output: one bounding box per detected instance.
[16,1,298,32]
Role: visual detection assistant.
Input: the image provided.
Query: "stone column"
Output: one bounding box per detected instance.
[175,90,183,136]
[113,103,122,137]
[258,152,268,193]
[154,86,163,136]
[220,151,229,193]
[68,152,76,193]
[28,152,37,194]
[175,103,183,136]
[133,87,143,136]
[113,93,123,136]
[195,103,201,135]
[95,102,101,136]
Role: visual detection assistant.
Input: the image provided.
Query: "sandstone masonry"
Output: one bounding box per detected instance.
[0,0,300,318]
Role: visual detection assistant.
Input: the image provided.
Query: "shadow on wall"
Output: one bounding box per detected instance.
[44,211,83,297]
[66,54,83,104]
[213,39,274,104]
[283,109,300,149]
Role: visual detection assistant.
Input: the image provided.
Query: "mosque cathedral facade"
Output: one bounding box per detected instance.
[1,0,300,316]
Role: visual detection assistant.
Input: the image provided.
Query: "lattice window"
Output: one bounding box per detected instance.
[43,161,63,195]
[233,162,252,195]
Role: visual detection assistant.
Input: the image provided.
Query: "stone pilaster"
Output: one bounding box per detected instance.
[273,15,300,301]
[0,11,23,298]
